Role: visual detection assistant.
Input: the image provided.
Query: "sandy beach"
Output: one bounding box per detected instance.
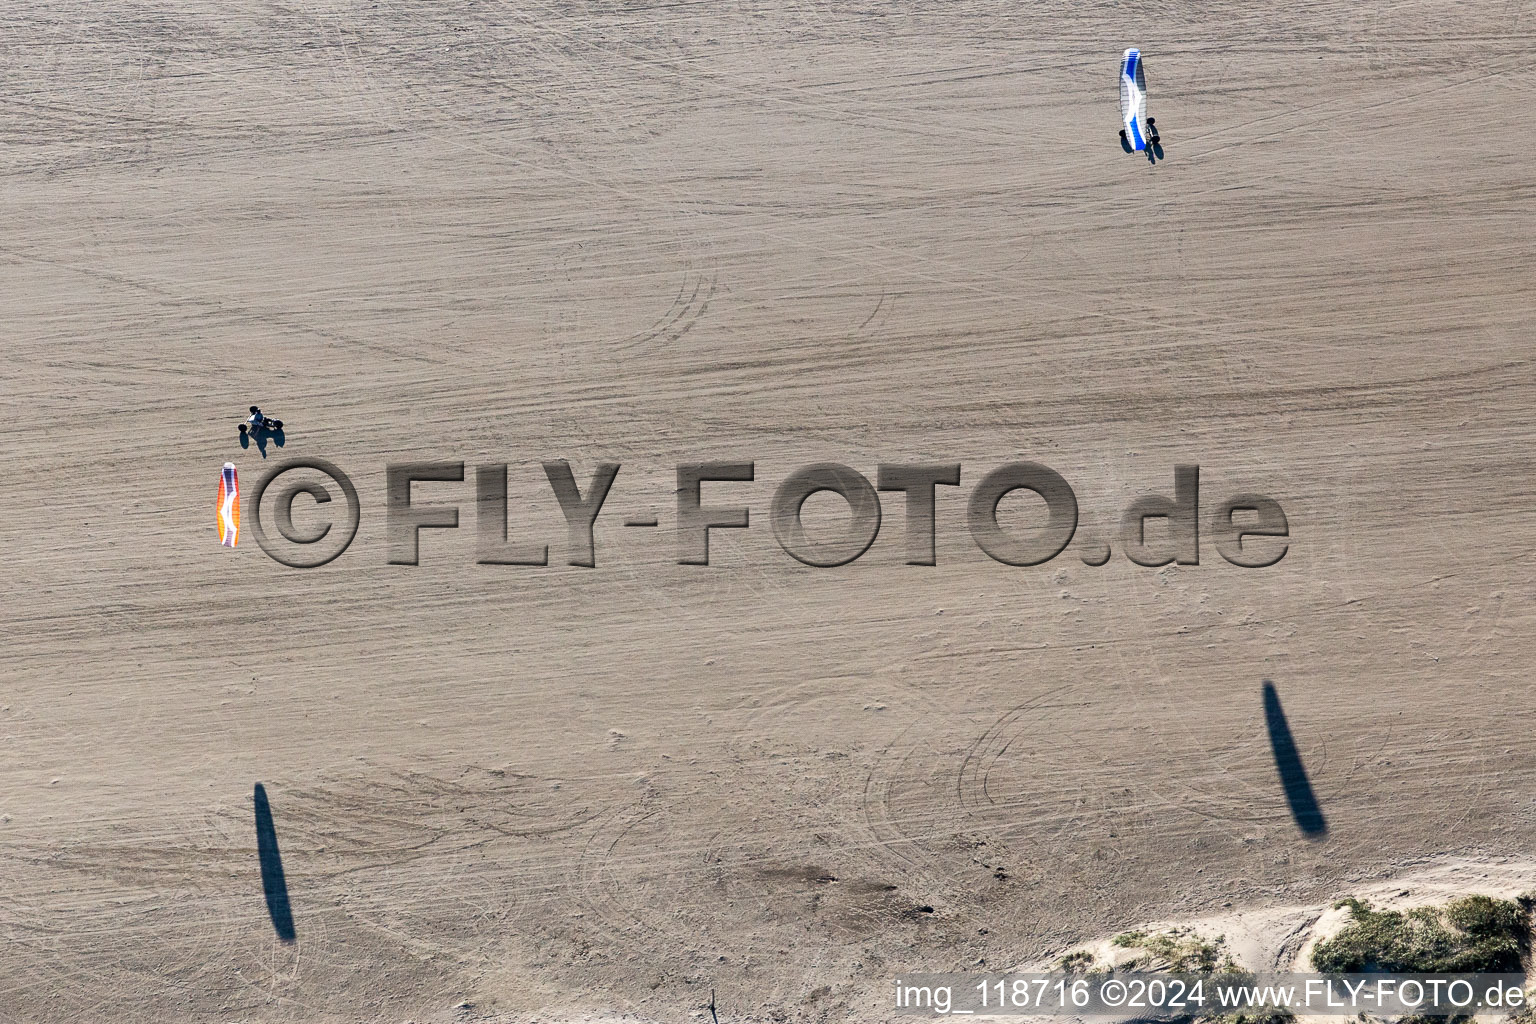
[2,1,1534,1020]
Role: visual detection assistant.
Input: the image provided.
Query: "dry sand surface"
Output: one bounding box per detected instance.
[3,1,1536,1021]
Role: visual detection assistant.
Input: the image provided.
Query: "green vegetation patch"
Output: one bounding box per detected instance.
[1112,927,1241,974]
[1310,895,1531,974]
[1057,949,1095,973]
[1214,1009,1295,1024]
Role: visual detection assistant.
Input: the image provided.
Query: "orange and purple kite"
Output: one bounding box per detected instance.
[218,462,239,547]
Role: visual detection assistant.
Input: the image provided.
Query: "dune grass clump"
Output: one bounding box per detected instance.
[1111,927,1241,973]
[1310,895,1531,974]
[1057,949,1095,973]
[1218,1009,1295,1024]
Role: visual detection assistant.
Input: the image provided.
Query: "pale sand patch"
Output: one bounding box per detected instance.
[1043,856,1536,974]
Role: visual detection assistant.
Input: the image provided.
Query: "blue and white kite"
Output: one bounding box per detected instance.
[1119,48,1159,151]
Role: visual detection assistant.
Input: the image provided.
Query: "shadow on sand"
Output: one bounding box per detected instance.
[239,427,286,458]
[1262,681,1328,839]
[1119,134,1164,163]
[254,783,296,942]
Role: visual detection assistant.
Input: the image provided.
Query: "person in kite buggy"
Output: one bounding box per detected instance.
[1120,118,1160,145]
[240,406,284,435]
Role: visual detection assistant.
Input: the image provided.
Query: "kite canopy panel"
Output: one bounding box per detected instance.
[1120,48,1149,150]
[218,462,239,548]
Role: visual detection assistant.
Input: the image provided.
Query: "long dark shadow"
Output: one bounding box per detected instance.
[1262,681,1328,839]
[253,783,296,942]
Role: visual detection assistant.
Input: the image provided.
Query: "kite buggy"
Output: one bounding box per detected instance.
[1120,117,1159,147]
[239,406,283,436]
